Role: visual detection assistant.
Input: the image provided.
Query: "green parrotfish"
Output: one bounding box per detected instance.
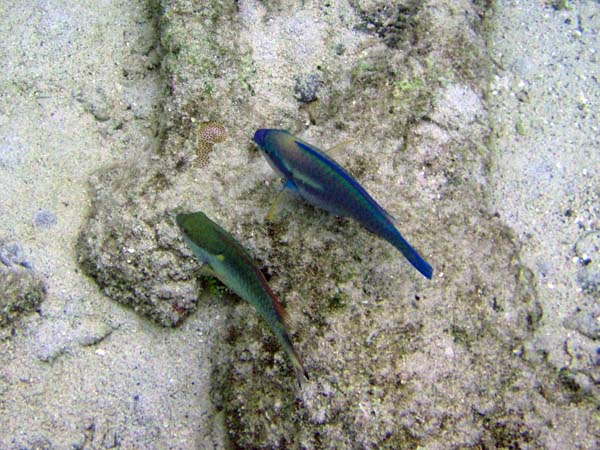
[176,211,307,386]
[253,129,433,279]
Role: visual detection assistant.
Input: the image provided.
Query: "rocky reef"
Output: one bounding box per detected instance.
[76,0,598,448]
[0,240,46,330]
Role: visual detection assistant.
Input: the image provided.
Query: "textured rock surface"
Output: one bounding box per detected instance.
[206,2,551,444]
[69,0,599,448]
[0,2,224,448]
[78,160,200,327]
[0,251,46,328]
[77,0,258,327]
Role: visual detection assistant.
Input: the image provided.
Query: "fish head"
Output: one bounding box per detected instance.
[176,211,225,263]
[252,128,270,148]
[253,129,299,179]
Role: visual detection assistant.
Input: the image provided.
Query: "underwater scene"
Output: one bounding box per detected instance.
[0,0,598,448]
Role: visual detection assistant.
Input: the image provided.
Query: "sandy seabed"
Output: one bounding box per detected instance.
[0,1,598,448]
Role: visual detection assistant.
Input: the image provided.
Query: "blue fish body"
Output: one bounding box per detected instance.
[253,129,433,279]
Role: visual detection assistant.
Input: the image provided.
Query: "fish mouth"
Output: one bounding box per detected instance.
[253,129,269,147]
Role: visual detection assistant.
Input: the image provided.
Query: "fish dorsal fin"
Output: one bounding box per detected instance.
[259,277,294,329]
[274,296,293,329]
[325,139,354,156]
[264,282,293,328]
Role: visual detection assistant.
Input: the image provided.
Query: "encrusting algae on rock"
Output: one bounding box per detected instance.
[195,121,227,167]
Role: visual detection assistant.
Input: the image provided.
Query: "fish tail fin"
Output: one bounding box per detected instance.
[390,230,433,279]
[263,284,308,386]
[290,346,309,388]
[278,314,308,387]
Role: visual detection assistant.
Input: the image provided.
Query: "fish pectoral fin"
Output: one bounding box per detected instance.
[198,264,217,277]
[283,178,298,192]
[267,181,297,222]
[325,139,354,156]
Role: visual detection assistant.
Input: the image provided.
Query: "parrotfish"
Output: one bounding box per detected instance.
[253,129,433,279]
[176,211,308,386]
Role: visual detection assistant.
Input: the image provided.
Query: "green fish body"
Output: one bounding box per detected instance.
[176,211,307,386]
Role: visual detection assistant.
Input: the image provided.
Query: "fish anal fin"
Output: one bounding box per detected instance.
[198,263,216,277]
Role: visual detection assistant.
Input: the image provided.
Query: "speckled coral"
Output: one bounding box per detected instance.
[198,121,227,144]
[195,121,227,167]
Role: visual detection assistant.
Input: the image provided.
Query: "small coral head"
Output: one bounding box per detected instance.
[194,122,227,167]
[198,122,227,144]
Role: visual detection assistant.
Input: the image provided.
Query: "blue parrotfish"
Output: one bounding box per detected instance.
[176,211,308,386]
[253,129,433,279]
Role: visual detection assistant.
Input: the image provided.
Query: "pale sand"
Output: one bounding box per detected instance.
[0,0,598,448]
